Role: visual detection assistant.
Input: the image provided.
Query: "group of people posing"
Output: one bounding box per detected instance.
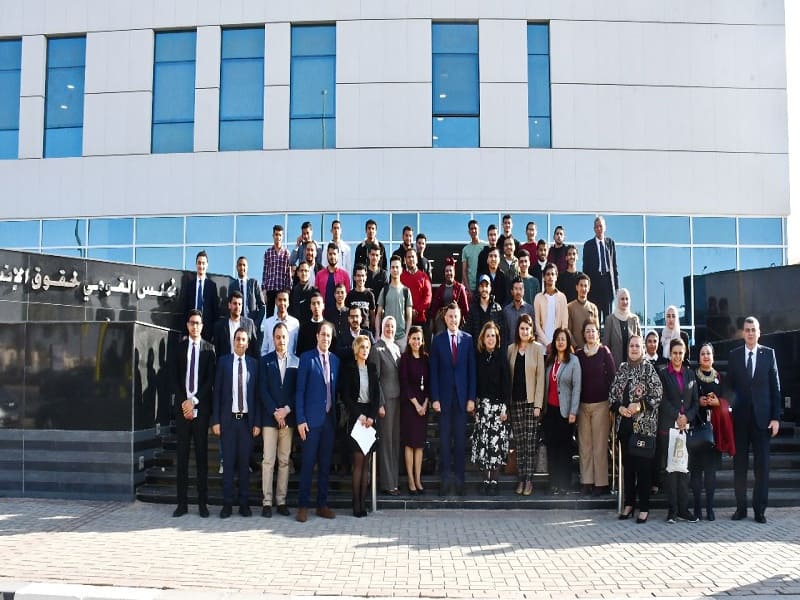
[171,214,782,526]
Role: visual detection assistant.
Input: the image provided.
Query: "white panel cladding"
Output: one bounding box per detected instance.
[82,91,151,155]
[479,82,528,148]
[195,25,220,89]
[478,19,527,83]
[17,96,44,159]
[20,35,46,97]
[193,87,219,152]
[265,22,290,87]
[337,19,431,84]
[550,20,786,89]
[263,85,289,150]
[337,82,431,148]
[552,84,788,153]
[0,148,788,218]
[85,29,154,93]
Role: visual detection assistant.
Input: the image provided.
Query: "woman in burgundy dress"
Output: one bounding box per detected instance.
[398,325,429,495]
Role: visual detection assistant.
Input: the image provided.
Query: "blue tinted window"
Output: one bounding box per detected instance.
[0,219,39,248]
[237,215,283,244]
[693,217,735,245]
[185,245,234,275]
[693,247,736,275]
[645,215,689,245]
[136,246,183,269]
[391,213,418,243]
[44,37,85,158]
[152,31,196,154]
[42,219,87,247]
[551,214,596,246]
[186,216,234,244]
[46,247,85,258]
[419,213,462,242]
[88,218,133,246]
[287,214,322,240]
[432,23,478,148]
[527,24,551,148]
[603,215,644,244]
[432,116,478,147]
[290,25,336,149]
[338,214,389,243]
[88,247,134,263]
[135,217,184,244]
[220,28,264,151]
[0,40,22,160]
[738,218,783,245]
[645,246,690,325]
[234,246,265,278]
[739,248,783,271]
[616,245,645,323]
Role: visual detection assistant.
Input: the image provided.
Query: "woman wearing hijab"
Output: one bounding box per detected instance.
[659,305,690,362]
[372,315,402,496]
[398,325,430,495]
[603,288,642,367]
[644,329,664,366]
[609,334,662,523]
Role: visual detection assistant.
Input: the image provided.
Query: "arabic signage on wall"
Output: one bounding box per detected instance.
[0,248,226,331]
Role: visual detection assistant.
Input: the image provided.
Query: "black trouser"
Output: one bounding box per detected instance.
[664,471,690,516]
[733,407,771,514]
[175,413,210,505]
[544,409,573,491]
[265,290,279,320]
[619,430,653,512]
[689,448,719,514]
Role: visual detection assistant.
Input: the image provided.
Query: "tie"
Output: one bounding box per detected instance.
[322,353,332,413]
[196,280,204,312]
[451,334,458,366]
[240,279,248,319]
[599,241,607,274]
[188,343,196,393]
[237,357,244,412]
[747,350,754,380]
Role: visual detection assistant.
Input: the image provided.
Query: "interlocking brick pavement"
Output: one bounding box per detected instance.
[0,499,798,598]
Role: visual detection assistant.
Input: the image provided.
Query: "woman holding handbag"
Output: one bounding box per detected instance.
[657,337,699,523]
[691,343,734,521]
[609,334,662,523]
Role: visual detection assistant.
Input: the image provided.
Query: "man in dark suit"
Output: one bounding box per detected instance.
[430,302,476,496]
[259,322,298,518]
[727,316,782,524]
[212,291,259,358]
[582,216,618,324]
[171,309,216,518]
[336,305,375,362]
[295,321,339,522]
[212,327,261,518]
[230,256,266,342]
[182,250,219,341]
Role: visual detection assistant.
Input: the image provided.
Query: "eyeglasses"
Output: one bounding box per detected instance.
[188,320,202,326]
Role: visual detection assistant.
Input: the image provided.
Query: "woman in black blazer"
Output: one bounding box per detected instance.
[340,335,381,517]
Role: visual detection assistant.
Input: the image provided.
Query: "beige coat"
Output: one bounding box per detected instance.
[533,291,569,346]
[507,341,546,408]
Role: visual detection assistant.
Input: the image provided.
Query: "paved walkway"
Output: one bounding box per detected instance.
[0,499,799,599]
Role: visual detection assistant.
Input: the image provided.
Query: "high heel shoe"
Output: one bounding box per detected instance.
[618,506,634,520]
[636,511,649,524]
[515,481,524,495]
[523,481,533,496]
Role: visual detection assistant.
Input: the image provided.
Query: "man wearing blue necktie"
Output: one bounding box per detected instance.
[182,250,219,341]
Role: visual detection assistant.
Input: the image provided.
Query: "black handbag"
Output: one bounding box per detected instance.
[686,420,715,452]
[628,432,656,458]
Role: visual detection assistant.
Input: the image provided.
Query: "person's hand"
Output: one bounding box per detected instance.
[568,413,576,424]
[769,420,780,437]
[359,414,367,425]
[533,407,541,419]
[212,424,220,436]
[181,400,194,419]
[466,400,475,415]
[699,395,709,407]
[252,426,261,437]
[297,422,309,441]
[432,401,441,414]
[365,418,374,428]
[677,414,688,431]
[500,412,508,423]
[619,406,631,418]
[378,406,386,418]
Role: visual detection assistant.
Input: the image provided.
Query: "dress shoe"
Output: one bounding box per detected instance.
[198,504,209,518]
[489,481,499,496]
[220,505,233,519]
[523,481,533,496]
[677,511,698,523]
[276,505,290,517]
[172,504,188,518]
[755,512,767,524]
[239,505,252,517]
[316,506,336,519]
[455,484,465,497]
[359,509,368,517]
[593,486,609,497]
[515,481,524,495]
[665,512,676,524]
[417,486,425,495]
[261,506,272,518]
[439,482,452,497]
[706,507,715,522]
[636,512,649,524]
[731,508,747,521]
[296,507,308,522]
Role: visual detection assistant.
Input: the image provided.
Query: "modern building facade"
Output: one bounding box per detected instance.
[0,1,790,331]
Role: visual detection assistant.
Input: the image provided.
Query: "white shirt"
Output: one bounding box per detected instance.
[261,313,300,356]
[227,317,241,353]
[231,355,249,413]
[544,293,557,344]
[185,339,200,398]
[332,239,352,274]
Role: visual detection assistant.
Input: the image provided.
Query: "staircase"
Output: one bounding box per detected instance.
[137,419,800,511]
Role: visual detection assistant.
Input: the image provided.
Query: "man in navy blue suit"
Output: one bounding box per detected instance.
[727,316,782,524]
[212,327,261,518]
[182,250,219,341]
[212,291,259,358]
[230,256,266,343]
[259,322,298,518]
[430,302,476,496]
[295,321,339,522]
